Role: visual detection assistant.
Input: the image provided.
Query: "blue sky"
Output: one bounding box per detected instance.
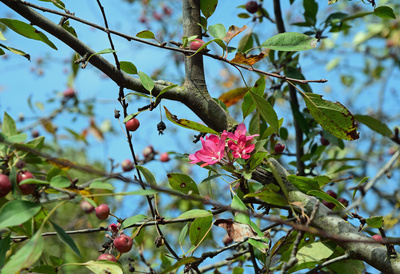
[1,0,399,272]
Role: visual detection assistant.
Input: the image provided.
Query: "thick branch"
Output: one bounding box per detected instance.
[0,0,184,102]
[2,0,400,272]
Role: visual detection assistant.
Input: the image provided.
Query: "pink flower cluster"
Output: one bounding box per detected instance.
[189,124,258,167]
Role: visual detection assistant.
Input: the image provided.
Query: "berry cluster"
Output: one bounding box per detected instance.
[94,204,133,262]
[0,169,37,198]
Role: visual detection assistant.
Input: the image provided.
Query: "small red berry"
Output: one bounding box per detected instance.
[153,12,162,21]
[17,171,36,195]
[245,1,259,14]
[95,204,110,220]
[320,135,330,146]
[190,39,205,51]
[31,129,40,138]
[338,197,349,207]
[80,200,95,213]
[114,234,133,253]
[274,143,285,154]
[372,234,383,242]
[160,152,170,162]
[142,146,154,158]
[163,6,172,16]
[125,118,140,132]
[63,87,75,98]
[97,253,117,262]
[326,190,337,199]
[0,174,12,198]
[121,159,134,172]
[223,234,233,246]
[322,200,335,210]
[108,223,119,232]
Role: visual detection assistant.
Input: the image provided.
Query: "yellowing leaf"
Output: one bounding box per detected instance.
[230,52,266,66]
[164,106,219,134]
[218,87,248,107]
[223,25,247,44]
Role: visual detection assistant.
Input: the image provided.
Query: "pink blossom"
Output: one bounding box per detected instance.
[189,134,227,167]
[227,123,258,141]
[227,135,255,159]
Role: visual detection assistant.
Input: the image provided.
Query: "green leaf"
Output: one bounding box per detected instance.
[189,216,213,246]
[0,19,57,50]
[29,265,57,274]
[0,30,5,40]
[233,267,244,274]
[301,92,359,140]
[231,195,250,224]
[296,242,335,265]
[160,257,198,274]
[138,71,155,93]
[248,151,267,170]
[156,84,178,101]
[83,260,123,274]
[38,0,65,10]
[200,0,218,18]
[50,220,82,258]
[0,200,42,229]
[303,0,318,26]
[328,0,341,4]
[89,180,115,190]
[4,133,27,143]
[287,175,321,194]
[2,111,17,136]
[261,32,317,51]
[121,214,147,229]
[0,43,30,60]
[168,173,200,195]
[136,30,156,39]
[136,165,157,186]
[328,258,365,274]
[0,234,11,267]
[208,23,226,39]
[120,61,137,74]
[179,223,189,245]
[307,190,344,209]
[242,76,265,119]
[245,186,288,207]
[164,106,219,134]
[50,175,71,188]
[1,232,44,274]
[18,178,49,185]
[366,216,383,228]
[178,210,212,219]
[354,114,392,137]
[249,91,279,134]
[91,48,116,56]
[374,6,396,19]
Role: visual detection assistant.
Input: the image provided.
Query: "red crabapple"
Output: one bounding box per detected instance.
[17,171,36,195]
[95,204,110,220]
[274,143,285,154]
[97,253,117,262]
[114,234,133,253]
[121,159,134,172]
[125,118,140,132]
[372,234,383,242]
[0,174,12,198]
[245,1,259,14]
[80,200,95,213]
[190,39,205,51]
[160,152,170,162]
[63,87,75,98]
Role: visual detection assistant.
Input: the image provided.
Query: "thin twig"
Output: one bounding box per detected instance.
[15,0,327,84]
